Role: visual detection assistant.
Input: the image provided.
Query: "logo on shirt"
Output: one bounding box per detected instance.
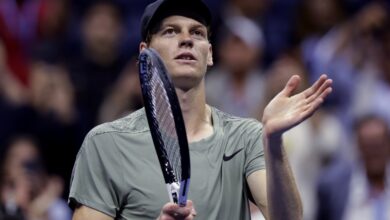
[223,148,243,161]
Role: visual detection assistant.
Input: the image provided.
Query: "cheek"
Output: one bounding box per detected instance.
[153,46,170,60]
[199,45,212,64]
[149,39,174,58]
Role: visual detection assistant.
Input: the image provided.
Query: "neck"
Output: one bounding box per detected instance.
[368,173,386,192]
[232,70,247,93]
[175,80,213,142]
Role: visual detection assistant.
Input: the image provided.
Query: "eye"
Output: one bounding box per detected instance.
[192,29,205,37]
[162,28,176,36]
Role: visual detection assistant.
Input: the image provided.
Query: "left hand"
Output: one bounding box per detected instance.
[262,74,332,138]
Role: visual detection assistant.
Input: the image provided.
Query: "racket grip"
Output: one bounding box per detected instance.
[178,179,190,206]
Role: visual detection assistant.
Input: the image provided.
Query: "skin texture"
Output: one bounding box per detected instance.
[72,15,333,220]
[259,74,332,220]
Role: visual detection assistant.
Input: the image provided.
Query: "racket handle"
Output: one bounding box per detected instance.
[178,179,190,206]
[167,182,180,204]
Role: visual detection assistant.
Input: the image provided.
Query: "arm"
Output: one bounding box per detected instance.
[247,170,268,219]
[262,135,302,220]
[72,205,113,220]
[247,147,301,220]
[249,74,332,220]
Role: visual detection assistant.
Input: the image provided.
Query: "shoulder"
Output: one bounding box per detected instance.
[213,107,263,130]
[87,108,149,138]
[78,108,149,155]
[213,108,263,141]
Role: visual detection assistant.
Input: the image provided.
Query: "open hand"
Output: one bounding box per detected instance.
[262,74,332,138]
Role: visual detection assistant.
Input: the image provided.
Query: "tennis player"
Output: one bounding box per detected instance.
[69,0,332,219]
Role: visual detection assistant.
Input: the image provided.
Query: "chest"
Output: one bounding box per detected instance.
[118,136,248,219]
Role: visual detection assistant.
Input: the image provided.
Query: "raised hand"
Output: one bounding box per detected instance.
[262,74,332,138]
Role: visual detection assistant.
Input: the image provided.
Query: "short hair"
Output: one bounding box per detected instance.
[353,114,390,139]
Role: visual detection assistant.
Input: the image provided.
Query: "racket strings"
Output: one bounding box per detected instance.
[150,66,182,181]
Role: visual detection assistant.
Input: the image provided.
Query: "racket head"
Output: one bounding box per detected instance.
[138,48,190,206]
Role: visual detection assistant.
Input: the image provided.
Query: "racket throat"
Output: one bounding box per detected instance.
[167,182,180,204]
[166,179,191,206]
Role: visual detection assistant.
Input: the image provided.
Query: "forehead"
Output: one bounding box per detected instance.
[160,15,207,29]
[358,119,387,137]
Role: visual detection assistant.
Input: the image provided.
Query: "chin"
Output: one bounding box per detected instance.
[171,75,203,91]
[170,67,202,79]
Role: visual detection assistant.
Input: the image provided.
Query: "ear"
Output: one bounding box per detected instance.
[207,43,213,66]
[139,42,148,53]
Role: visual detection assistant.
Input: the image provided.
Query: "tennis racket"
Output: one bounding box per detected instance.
[138,48,191,206]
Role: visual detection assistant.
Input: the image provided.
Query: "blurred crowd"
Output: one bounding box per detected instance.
[0,0,389,219]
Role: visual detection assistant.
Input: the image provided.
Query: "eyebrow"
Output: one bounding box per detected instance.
[160,23,207,31]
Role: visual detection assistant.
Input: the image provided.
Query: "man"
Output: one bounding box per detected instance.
[69,0,333,219]
[317,114,390,220]
[206,15,266,118]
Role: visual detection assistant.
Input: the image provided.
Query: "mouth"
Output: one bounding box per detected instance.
[174,52,197,61]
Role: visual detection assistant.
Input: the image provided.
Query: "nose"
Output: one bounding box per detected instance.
[178,32,193,48]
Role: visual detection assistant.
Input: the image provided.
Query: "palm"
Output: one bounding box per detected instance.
[262,74,332,137]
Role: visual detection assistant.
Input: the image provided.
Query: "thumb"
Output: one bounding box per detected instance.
[281,75,301,97]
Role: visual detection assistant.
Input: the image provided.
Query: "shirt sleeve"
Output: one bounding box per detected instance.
[68,131,124,218]
[244,120,265,178]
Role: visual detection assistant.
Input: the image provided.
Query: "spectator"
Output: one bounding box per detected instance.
[0,39,30,152]
[223,0,303,65]
[27,59,84,197]
[0,0,45,85]
[295,0,346,70]
[350,17,390,128]
[306,2,388,128]
[67,0,128,129]
[98,57,143,123]
[34,0,71,64]
[317,114,390,220]
[206,15,266,118]
[0,136,72,220]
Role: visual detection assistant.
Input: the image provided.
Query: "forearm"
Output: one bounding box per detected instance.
[264,135,302,220]
[72,206,113,220]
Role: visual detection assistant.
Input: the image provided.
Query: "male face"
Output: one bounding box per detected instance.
[82,3,123,58]
[357,118,390,178]
[140,16,213,90]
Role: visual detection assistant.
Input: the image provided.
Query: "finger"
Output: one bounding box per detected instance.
[306,78,332,103]
[162,203,192,218]
[162,203,179,215]
[305,86,332,113]
[186,200,194,208]
[184,214,195,220]
[183,201,196,220]
[302,74,328,98]
[191,207,197,216]
[281,75,301,97]
[189,200,197,217]
[300,95,326,120]
[163,211,191,220]
[183,211,196,220]
[318,85,333,100]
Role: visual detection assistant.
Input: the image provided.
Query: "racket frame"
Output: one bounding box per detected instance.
[138,48,191,206]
